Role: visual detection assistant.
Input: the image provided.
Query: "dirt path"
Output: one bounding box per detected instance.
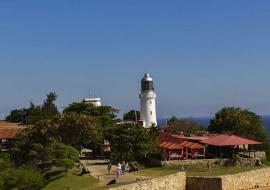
[81,159,137,186]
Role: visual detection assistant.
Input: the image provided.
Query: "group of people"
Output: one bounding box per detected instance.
[107,161,130,178]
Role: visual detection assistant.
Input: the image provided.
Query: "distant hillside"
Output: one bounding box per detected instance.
[158,116,270,136]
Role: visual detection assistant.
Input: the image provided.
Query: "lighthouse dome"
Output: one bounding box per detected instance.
[141,73,154,91]
[141,73,153,82]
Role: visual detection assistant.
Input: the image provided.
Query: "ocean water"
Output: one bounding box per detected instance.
[158,116,270,137]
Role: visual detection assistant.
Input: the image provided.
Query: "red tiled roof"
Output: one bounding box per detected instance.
[158,140,205,150]
[157,132,182,144]
[0,121,24,139]
[0,127,23,139]
[186,142,205,149]
[200,134,263,146]
[172,135,210,141]
[157,132,206,150]
[167,143,184,150]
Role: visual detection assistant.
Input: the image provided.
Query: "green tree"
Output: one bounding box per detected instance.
[42,143,79,169]
[42,92,59,119]
[6,92,59,125]
[13,113,102,165]
[63,102,118,119]
[5,109,26,124]
[165,116,206,134]
[209,107,270,159]
[209,107,267,141]
[167,115,178,124]
[12,120,59,165]
[24,103,44,125]
[105,124,152,161]
[123,110,140,122]
[56,113,103,147]
[63,102,119,132]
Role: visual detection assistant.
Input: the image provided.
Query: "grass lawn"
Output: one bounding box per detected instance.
[43,164,269,189]
[43,167,103,190]
[136,164,267,178]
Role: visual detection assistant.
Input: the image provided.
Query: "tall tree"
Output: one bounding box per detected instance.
[123,110,140,122]
[209,107,267,141]
[104,124,152,161]
[57,113,103,147]
[42,92,59,118]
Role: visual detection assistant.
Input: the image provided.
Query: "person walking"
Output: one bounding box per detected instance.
[107,161,112,175]
[125,162,129,173]
[122,161,126,174]
[207,161,211,171]
[116,163,122,178]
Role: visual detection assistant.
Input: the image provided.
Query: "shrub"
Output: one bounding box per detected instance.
[0,167,44,190]
[18,167,44,189]
[0,155,13,171]
[55,158,75,169]
[42,143,79,167]
[150,149,165,160]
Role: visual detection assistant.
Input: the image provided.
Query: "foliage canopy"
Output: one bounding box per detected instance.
[104,124,152,161]
[165,116,206,134]
[209,107,267,142]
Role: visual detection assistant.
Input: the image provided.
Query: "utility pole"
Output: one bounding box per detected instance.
[134,110,138,124]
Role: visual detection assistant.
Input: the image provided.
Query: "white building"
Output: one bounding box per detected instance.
[83,98,102,107]
[139,73,157,128]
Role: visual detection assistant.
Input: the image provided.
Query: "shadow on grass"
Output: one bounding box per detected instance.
[86,162,108,166]
[71,172,81,176]
[43,168,67,185]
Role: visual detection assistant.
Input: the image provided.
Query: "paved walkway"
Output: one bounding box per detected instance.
[81,159,137,186]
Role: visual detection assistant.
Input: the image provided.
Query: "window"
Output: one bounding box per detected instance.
[149,100,152,104]
[150,111,152,115]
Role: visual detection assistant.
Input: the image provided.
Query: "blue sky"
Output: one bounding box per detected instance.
[1,0,270,119]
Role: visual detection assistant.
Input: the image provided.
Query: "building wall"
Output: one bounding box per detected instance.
[108,172,186,190]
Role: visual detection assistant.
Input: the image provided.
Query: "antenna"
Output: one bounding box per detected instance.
[88,89,91,99]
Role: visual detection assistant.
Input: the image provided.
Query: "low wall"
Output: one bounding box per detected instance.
[187,176,222,190]
[235,158,258,166]
[162,159,225,166]
[239,151,266,160]
[187,167,270,190]
[221,167,270,190]
[108,172,186,190]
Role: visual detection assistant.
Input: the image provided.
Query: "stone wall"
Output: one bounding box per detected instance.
[239,151,266,160]
[235,158,257,166]
[187,167,270,190]
[187,177,222,190]
[108,172,186,190]
[161,159,225,166]
[221,167,270,190]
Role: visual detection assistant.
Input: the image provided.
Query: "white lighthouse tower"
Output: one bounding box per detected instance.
[139,73,157,128]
